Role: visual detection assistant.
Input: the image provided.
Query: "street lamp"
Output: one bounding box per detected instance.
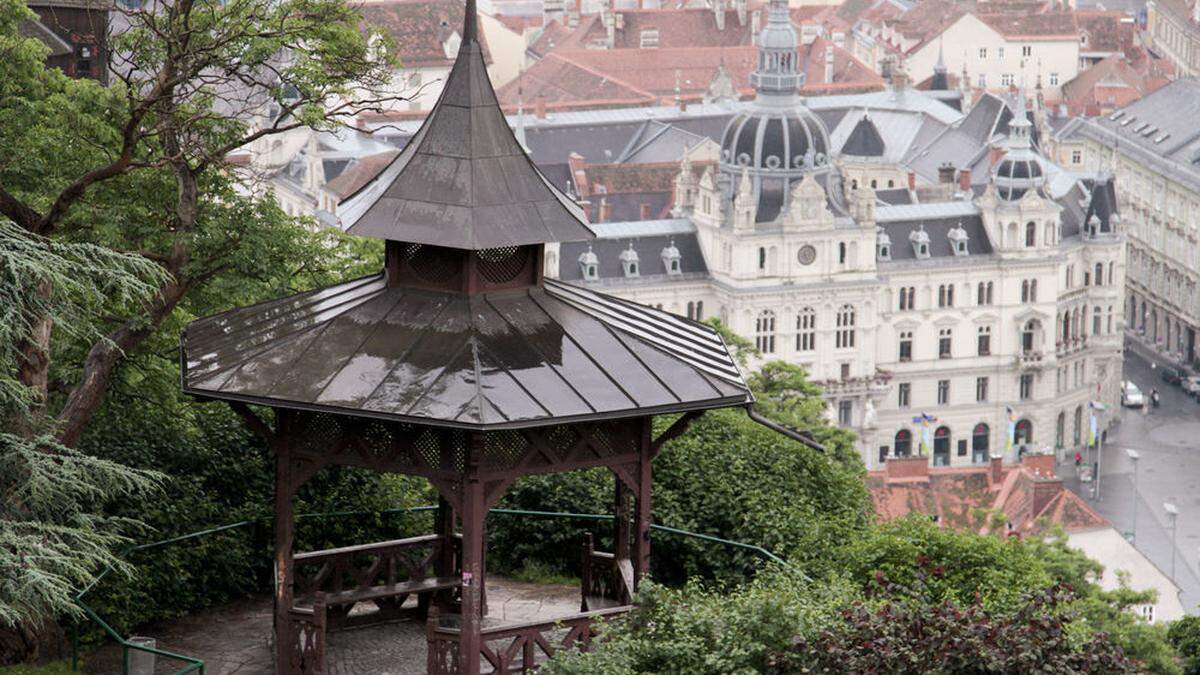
[1126,448,1140,542]
[1165,502,1179,580]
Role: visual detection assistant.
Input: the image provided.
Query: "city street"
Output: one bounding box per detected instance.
[1062,341,1200,612]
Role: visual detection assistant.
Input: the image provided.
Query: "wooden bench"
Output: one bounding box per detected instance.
[294,534,460,630]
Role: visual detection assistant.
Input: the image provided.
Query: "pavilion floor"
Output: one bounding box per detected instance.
[84,578,581,674]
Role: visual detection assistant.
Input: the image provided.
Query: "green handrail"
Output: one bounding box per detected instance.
[71,504,792,672]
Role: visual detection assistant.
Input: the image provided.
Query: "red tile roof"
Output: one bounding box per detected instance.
[978,11,1078,39]
[357,0,493,68]
[1075,10,1130,54]
[1060,51,1174,116]
[499,39,882,112]
[867,456,1109,537]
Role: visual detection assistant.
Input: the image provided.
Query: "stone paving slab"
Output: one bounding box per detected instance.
[85,578,580,674]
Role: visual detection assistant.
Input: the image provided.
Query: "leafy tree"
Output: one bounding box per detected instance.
[1169,616,1200,675]
[0,0,395,655]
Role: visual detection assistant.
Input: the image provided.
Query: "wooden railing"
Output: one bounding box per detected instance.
[287,606,325,675]
[427,606,631,674]
[293,533,459,628]
[579,532,632,611]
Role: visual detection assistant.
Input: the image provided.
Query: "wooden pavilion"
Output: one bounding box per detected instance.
[179,1,754,672]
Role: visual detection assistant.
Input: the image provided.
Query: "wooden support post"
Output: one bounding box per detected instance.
[633,418,653,587]
[458,434,486,675]
[613,472,631,561]
[434,496,455,615]
[273,418,296,675]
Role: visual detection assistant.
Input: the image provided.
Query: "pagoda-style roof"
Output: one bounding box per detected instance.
[181,276,751,429]
[337,0,594,249]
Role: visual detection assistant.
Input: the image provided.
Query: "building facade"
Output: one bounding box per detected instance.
[547,0,1125,470]
[1146,0,1200,76]
[1053,78,1200,366]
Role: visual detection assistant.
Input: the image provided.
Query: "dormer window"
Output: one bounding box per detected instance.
[661,239,682,275]
[579,245,600,281]
[619,242,640,278]
[948,222,969,256]
[909,225,931,259]
[877,229,892,261]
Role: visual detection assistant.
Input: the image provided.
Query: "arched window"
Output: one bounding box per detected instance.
[758,247,767,271]
[1015,419,1033,446]
[796,307,816,351]
[1025,221,1036,247]
[986,282,994,305]
[1108,261,1115,286]
[1030,279,1037,302]
[1021,280,1030,303]
[835,305,856,348]
[1056,411,1065,448]
[839,241,847,264]
[1094,262,1104,286]
[755,310,776,353]
[894,429,912,457]
[1072,406,1082,446]
[933,426,951,466]
[695,301,704,321]
[1093,306,1102,335]
[972,423,989,463]
[977,282,986,305]
[686,301,695,319]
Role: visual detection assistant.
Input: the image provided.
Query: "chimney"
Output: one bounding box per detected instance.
[714,0,726,31]
[907,170,916,191]
[988,145,1006,168]
[535,94,547,120]
[640,203,652,219]
[1031,473,1064,518]
[569,0,581,28]
[567,152,589,197]
[824,45,835,84]
[957,168,972,192]
[937,163,955,184]
[885,455,930,481]
[1021,452,1056,477]
[989,454,1004,486]
[598,197,612,223]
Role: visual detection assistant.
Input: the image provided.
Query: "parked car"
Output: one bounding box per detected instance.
[1161,366,1185,386]
[1184,375,1200,397]
[1121,381,1145,408]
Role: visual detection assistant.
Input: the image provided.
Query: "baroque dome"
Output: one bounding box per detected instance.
[719,108,832,172]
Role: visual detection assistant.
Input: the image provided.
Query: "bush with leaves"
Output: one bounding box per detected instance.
[489,404,872,585]
[1169,616,1200,675]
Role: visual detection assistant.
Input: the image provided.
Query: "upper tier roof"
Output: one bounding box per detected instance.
[338,0,594,249]
[181,275,752,429]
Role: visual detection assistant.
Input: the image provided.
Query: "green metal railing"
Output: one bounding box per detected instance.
[72,505,792,673]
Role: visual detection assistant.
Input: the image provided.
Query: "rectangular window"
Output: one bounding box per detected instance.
[978,327,991,356]
[841,363,851,380]
[838,400,853,426]
[937,379,950,405]
[1071,150,1082,165]
[1019,373,1034,400]
[1022,45,1032,57]
[1001,73,1013,86]
[997,46,1005,59]
[979,47,987,58]
[937,285,954,308]
[976,376,989,402]
[1049,72,1059,86]
[957,439,968,457]
[899,331,913,362]
[898,382,911,408]
[939,328,952,359]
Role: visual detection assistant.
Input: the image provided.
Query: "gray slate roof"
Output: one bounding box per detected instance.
[338,12,594,249]
[880,215,992,261]
[559,230,708,282]
[182,274,750,429]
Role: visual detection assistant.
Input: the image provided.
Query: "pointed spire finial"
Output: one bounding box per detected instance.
[463,0,478,43]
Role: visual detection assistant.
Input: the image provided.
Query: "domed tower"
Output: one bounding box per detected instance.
[717,0,833,225]
[992,91,1050,202]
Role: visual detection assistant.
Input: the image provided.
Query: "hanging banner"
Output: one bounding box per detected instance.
[912,412,937,456]
[1005,406,1016,455]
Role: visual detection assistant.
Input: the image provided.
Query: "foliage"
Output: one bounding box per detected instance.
[489,406,872,585]
[544,563,1139,675]
[1169,616,1200,675]
[789,578,1135,674]
[544,570,851,675]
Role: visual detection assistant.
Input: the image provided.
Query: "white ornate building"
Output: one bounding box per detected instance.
[547,0,1127,469]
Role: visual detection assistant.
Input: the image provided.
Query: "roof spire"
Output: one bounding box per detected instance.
[463,0,478,44]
